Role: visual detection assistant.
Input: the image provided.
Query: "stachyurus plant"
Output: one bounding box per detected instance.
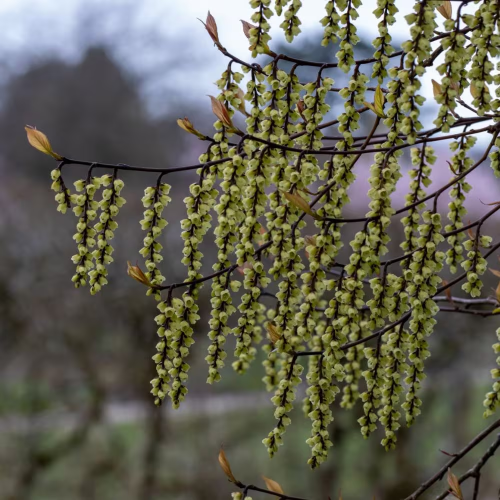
[26,0,500,497]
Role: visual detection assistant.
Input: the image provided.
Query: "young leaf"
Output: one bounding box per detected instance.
[447,469,463,500]
[495,281,500,303]
[262,476,284,495]
[199,11,224,50]
[177,117,206,139]
[127,261,154,288]
[432,79,443,98]
[363,101,385,119]
[374,84,385,115]
[305,235,317,247]
[437,1,452,20]
[241,20,257,39]
[235,87,250,117]
[449,80,460,92]
[25,126,63,160]
[282,191,320,219]
[208,96,236,131]
[447,160,458,175]
[266,322,281,344]
[296,99,307,121]
[218,448,238,484]
[489,269,500,279]
[471,82,489,99]
[466,221,475,240]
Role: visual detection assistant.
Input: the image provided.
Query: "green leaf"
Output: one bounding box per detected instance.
[374,84,385,115]
[25,126,63,160]
[282,191,320,219]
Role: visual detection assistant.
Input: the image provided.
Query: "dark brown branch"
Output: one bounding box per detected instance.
[404,419,500,500]
[434,434,500,500]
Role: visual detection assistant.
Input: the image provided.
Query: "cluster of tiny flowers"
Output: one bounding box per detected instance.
[330,274,366,409]
[339,333,363,409]
[243,68,266,135]
[151,294,176,405]
[259,67,299,337]
[208,150,245,380]
[403,211,444,426]
[50,170,126,293]
[461,233,492,298]
[325,70,369,247]
[320,0,341,46]
[279,0,302,43]
[263,355,303,457]
[249,0,273,57]
[338,68,368,147]
[216,68,245,103]
[379,325,407,450]
[483,327,500,417]
[365,146,402,273]
[298,233,335,347]
[434,13,471,131]
[70,177,101,287]
[465,0,499,116]
[371,0,398,82]
[493,60,500,114]
[297,76,333,154]
[446,137,475,273]
[305,336,337,468]
[263,68,310,337]
[181,167,218,282]
[163,293,199,408]
[140,183,171,299]
[367,274,397,332]
[336,0,361,73]
[387,275,410,324]
[270,231,304,352]
[401,147,434,256]
[236,149,271,266]
[262,339,279,391]
[207,280,238,383]
[358,341,385,438]
[259,66,289,142]
[50,168,71,214]
[232,148,272,368]
[267,237,304,364]
[400,2,437,144]
[233,260,269,373]
[293,77,334,344]
[360,277,403,438]
[89,175,125,294]
[321,301,346,389]
[384,66,406,142]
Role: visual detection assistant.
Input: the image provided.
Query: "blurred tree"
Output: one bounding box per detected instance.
[5,1,500,500]
[0,46,187,180]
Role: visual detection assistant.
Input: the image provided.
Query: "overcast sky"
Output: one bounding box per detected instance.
[0,1,414,90]
[0,1,475,117]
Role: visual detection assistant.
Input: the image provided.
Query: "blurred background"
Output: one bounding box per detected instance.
[0,1,499,499]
